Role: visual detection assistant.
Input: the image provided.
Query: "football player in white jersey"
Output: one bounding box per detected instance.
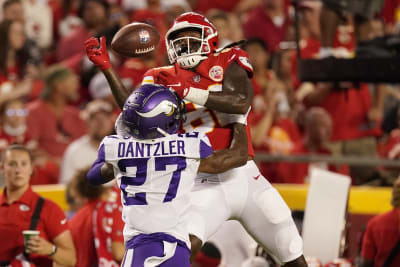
[85,12,307,267]
[87,84,248,267]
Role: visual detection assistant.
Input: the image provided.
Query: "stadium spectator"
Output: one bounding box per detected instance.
[56,0,111,71]
[242,38,274,111]
[26,65,86,162]
[360,175,400,267]
[288,107,349,183]
[207,9,236,48]
[243,0,290,52]
[21,0,53,49]
[248,78,302,183]
[0,19,38,105]
[0,99,34,151]
[60,99,114,184]
[2,0,24,21]
[0,144,76,266]
[65,168,124,266]
[2,0,42,67]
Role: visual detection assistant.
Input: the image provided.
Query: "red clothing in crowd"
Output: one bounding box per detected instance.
[317,84,381,141]
[248,111,302,183]
[243,6,290,52]
[361,208,400,267]
[93,198,124,266]
[56,26,89,71]
[119,58,153,89]
[287,143,349,184]
[381,0,400,25]
[69,201,98,266]
[69,193,124,266]
[26,99,87,158]
[0,187,68,266]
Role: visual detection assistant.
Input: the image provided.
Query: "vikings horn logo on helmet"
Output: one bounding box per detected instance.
[136,100,176,118]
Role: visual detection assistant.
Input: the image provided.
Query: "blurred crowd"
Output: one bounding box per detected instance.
[0,0,399,266]
[0,0,398,189]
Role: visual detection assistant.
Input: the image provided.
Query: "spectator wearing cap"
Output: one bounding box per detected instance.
[26,65,86,163]
[60,99,114,184]
[360,176,400,267]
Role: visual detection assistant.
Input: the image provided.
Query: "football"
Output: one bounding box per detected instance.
[111,22,160,58]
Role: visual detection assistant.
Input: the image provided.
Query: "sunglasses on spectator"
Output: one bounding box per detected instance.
[5,108,28,117]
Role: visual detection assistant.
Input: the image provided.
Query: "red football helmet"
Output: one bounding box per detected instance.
[165,12,219,69]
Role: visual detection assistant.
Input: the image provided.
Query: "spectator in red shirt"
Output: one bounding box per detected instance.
[248,78,302,183]
[0,99,60,186]
[66,168,124,266]
[289,107,349,183]
[26,65,87,162]
[56,0,111,71]
[360,176,400,267]
[0,144,76,266]
[243,0,290,52]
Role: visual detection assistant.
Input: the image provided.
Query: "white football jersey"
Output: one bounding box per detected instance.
[100,132,213,246]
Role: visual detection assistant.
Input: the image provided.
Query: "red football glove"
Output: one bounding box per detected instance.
[156,71,189,98]
[85,36,111,70]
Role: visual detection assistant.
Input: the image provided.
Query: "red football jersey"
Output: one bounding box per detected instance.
[142,47,255,157]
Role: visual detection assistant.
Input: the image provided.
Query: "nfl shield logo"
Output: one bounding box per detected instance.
[139,30,150,44]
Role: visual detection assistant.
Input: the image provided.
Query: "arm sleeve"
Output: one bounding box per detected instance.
[43,200,69,240]
[199,135,213,159]
[87,143,107,185]
[141,69,156,84]
[231,48,254,78]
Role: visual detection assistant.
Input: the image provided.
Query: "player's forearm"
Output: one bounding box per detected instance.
[198,124,248,173]
[102,67,130,109]
[204,91,251,114]
[87,161,114,185]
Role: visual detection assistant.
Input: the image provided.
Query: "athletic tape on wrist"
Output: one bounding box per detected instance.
[185,87,209,106]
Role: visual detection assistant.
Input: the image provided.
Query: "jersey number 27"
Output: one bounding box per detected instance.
[119,156,186,205]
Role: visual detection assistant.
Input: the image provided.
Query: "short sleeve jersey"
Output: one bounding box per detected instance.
[141,47,255,157]
[99,132,213,246]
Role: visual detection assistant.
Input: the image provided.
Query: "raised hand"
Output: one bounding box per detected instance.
[85,36,111,70]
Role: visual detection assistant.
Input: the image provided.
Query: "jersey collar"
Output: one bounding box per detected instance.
[0,186,36,206]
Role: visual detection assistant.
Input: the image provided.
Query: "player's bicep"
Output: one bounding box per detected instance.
[223,62,254,107]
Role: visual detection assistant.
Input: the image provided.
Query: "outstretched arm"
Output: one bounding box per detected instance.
[85,36,130,109]
[198,122,248,173]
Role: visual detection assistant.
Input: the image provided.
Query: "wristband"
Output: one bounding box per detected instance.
[184,87,209,106]
[48,244,57,257]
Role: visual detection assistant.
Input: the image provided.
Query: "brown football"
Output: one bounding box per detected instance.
[111,22,160,58]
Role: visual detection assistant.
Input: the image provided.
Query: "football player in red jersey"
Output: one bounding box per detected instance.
[85,12,307,267]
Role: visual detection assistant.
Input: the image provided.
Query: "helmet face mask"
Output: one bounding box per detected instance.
[121,84,186,140]
[166,12,218,69]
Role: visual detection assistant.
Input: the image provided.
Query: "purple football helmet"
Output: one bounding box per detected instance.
[121,84,186,139]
